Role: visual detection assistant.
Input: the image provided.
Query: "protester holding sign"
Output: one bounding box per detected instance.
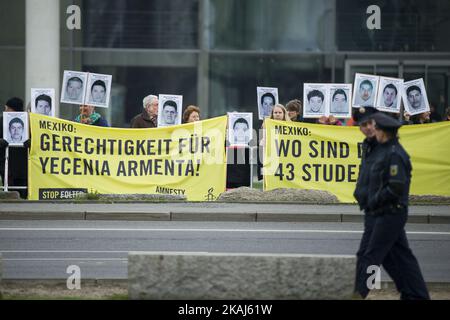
[130,95,158,128]
[270,104,291,121]
[257,104,291,180]
[0,97,28,198]
[286,99,302,122]
[75,105,109,127]
[183,105,201,123]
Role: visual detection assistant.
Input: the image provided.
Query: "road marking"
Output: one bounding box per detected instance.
[2,258,127,261]
[0,227,449,235]
[0,250,129,253]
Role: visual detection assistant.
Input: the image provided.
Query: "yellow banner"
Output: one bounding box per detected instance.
[263,119,450,202]
[28,114,227,201]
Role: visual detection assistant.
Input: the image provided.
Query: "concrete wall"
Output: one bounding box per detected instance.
[128,251,356,300]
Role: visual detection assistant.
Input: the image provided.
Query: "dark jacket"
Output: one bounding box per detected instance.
[130,111,157,128]
[367,138,411,214]
[354,137,378,211]
[92,117,109,127]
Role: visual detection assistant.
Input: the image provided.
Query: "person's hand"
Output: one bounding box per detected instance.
[318,116,329,124]
[404,112,411,121]
[328,115,337,124]
[0,138,9,148]
[80,115,91,124]
[23,139,31,149]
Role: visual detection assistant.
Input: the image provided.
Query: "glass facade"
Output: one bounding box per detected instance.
[1,0,450,127]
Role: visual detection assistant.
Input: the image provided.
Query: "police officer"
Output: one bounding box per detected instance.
[353,108,407,298]
[352,107,380,294]
[355,112,430,300]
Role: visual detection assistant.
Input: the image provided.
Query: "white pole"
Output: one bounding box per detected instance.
[25,0,60,116]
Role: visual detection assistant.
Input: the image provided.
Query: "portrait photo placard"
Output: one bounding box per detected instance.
[3,112,29,146]
[157,94,183,127]
[402,78,430,116]
[329,84,352,118]
[303,83,328,118]
[352,73,379,108]
[375,77,404,113]
[85,73,113,108]
[228,112,253,146]
[60,70,88,105]
[257,87,279,120]
[31,88,56,117]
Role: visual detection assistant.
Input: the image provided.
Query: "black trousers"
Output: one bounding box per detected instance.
[355,211,430,300]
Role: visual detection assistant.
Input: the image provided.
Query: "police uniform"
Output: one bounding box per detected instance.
[353,108,379,295]
[354,112,430,300]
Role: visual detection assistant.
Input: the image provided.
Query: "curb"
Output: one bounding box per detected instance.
[1,211,449,223]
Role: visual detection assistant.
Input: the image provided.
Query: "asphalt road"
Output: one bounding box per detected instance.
[0,220,449,282]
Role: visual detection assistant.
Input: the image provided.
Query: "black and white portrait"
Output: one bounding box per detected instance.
[3,112,29,146]
[60,70,88,105]
[228,112,253,146]
[329,84,352,118]
[85,73,112,108]
[303,84,328,118]
[402,78,430,116]
[352,73,379,108]
[31,88,55,117]
[375,77,403,113]
[157,94,183,127]
[257,87,279,120]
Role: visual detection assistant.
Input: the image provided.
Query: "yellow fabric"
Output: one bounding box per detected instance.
[28,113,227,201]
[263,119,450,202]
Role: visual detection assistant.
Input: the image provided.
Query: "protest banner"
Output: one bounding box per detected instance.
[28,113,227,201]
[263,119,450,202]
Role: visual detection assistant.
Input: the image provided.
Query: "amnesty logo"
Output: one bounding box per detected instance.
[205,188,216,201]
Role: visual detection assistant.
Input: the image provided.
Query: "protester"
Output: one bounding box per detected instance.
[183,105,200,123]
[286,99,302,121]
[0,97,28,198]
[270,104,291,121]
[75,104,109,127]
[354,112,430,300]
[257,104,290,180]
[286,99,316,123]
[130,95,158,128]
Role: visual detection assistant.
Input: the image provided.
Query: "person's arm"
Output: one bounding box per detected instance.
[368,153,408,209]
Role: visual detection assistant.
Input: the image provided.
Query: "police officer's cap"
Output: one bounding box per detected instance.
[354,107,378,125]
[372,112,402,131]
